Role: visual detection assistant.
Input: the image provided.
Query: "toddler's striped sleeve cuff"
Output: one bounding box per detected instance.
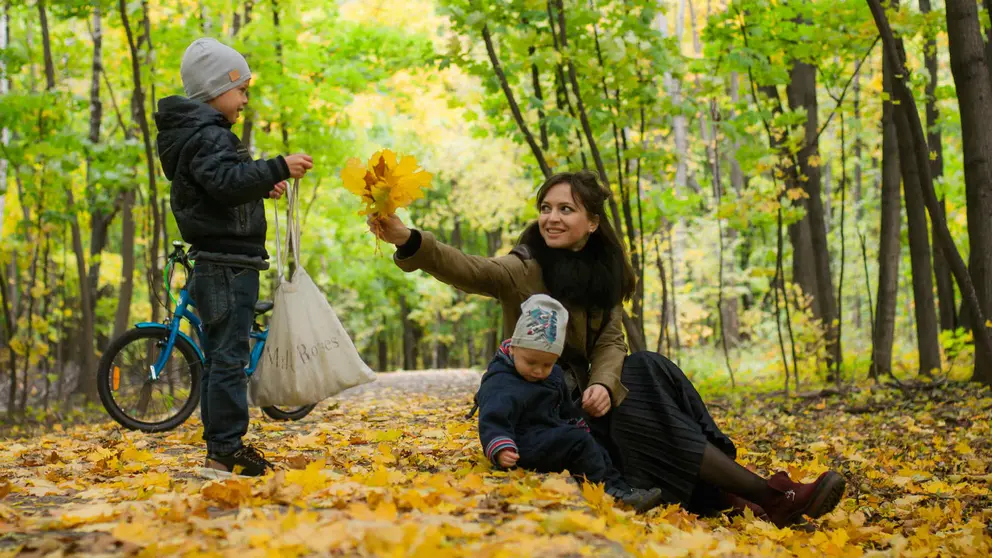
[484,437,518,465]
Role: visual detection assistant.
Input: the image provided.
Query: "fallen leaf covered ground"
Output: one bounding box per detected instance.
[1,370,991,557]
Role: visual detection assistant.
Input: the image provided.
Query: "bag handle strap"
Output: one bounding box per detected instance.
[273,178,302,281]
[275,187,284,280]
[289,177,302,264]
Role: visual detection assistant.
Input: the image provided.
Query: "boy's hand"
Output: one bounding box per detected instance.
[284,153,313,178]
[496,448,519,468]
[269,181,288,199]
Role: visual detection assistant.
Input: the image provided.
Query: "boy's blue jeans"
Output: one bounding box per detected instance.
[189,262,259,455]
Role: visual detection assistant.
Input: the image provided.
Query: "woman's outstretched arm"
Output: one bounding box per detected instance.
[371,214,530,299]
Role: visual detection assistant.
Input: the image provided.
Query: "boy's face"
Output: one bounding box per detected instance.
[208,81,250,124]
[508,346,558,382]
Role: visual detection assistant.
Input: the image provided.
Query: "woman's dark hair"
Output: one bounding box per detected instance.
[517,171,636,309]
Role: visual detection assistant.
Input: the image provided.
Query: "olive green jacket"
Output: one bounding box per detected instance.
[394,231,629,406]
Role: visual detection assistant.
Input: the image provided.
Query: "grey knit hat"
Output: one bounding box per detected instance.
[180,38,251,102]
[512,294,569,356]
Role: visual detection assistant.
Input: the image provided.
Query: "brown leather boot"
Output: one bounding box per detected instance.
[722,492,769,521]
[761,471,846,528]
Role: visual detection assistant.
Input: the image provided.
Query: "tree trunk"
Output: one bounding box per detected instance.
[70,5,102,402]
[983,0,992,81]
[920,0,956,332]
[552,0,624,237]
[894,105,943,376]
[377,325,388,373]
[551,0,643,350]
[723,137,744,344]
[655,237,671,353]
[236,1,254,152]
[0,256,16,410]
[757,84,816,314]
[199,2,211,33]
[480,24,551,177]
[271,0,290,151]
[780,83,819,316]
[119,0,161,324]
[450,218,465,368]
[726,73,745,346]
[853,66,864,331]
[786,62,840,368]
[20,238,52,412]
[400,295,415,370]
[16,221,43,416]
[872,45,902,379]
[38,0,55,90]
[667,224,681,358]
[946,0,992,383]
[868,0,992,381]
[0,3,8,240]
[486,229,502,358]
[704,100,740,349]
[658,5,688,351]
[113,190,136,339]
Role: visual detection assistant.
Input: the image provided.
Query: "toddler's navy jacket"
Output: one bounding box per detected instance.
[476,345,588,465]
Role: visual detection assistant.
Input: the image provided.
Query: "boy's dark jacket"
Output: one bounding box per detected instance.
[154,96,290,259]
[477,343,588,465]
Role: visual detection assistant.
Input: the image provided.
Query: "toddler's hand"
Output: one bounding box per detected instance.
[284,153,313,178]
[269,181,288,199]
[497,448,519,469]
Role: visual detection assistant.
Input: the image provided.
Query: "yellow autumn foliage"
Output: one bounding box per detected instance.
[341,149,434,219]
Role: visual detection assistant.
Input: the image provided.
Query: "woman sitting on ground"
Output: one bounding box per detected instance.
[369,170,846,527]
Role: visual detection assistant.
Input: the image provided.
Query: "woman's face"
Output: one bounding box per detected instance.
[539,182,599,251]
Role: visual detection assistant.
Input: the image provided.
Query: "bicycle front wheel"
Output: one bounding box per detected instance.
[97,327,202,432]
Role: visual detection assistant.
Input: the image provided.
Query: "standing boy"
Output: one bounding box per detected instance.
[154,37,313,476]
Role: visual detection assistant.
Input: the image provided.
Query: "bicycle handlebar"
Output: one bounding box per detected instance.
[164,242,194,308]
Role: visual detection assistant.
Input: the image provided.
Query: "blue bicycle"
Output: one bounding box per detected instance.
[97,241,315,432]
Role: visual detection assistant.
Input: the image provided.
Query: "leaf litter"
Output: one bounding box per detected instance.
[1,370,990,557]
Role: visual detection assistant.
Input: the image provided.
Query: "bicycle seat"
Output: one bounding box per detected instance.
[254,301,274,315]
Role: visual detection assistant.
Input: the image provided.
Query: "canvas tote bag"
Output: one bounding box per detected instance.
[250,179,376,407]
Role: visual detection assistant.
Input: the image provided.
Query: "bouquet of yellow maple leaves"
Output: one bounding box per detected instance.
[340,149,433,221]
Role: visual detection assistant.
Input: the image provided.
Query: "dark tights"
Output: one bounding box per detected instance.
[697,443,779,506]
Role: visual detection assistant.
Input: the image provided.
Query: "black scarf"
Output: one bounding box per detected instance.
[521,226,623,312]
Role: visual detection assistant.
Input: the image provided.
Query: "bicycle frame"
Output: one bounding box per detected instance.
[137,246,269,381]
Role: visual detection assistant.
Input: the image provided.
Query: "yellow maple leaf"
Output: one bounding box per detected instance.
[954,441,974,455]
[340,149,433,219]
[57,503,118,527]
[542,510,606,535]
[540,476,577,496]
[581,480,607,509]
[201,478,252,508]
[460,473,485,492]
[366,466,391,487]
[112,520,160,545]
[374,499,398,521]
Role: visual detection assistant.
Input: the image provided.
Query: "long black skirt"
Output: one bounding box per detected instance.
[589,351,736,513]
